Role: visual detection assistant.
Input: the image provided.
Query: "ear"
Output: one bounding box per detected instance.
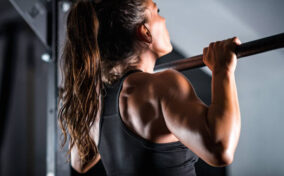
[136,24,152,44]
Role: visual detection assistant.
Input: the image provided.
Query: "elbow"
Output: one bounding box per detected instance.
[215,150,234,167]
[209,148,234,167]
[204,139,235,167]
[205,114,240,167]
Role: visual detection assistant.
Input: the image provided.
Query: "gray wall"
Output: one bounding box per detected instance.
[156,0,284,175]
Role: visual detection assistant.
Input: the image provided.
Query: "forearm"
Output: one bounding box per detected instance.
[207,71,241,157]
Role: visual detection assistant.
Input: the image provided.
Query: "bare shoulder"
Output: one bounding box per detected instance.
[124,69,193,99]
[122,71,156,104]
[152,69,194,99]
[124,71,153,86]
[153,69,189,85]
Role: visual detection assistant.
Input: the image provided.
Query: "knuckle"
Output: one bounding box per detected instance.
[223,40,230,47]
[215,41,222,48]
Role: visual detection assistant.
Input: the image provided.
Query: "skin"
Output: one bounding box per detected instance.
[72,0,241,173]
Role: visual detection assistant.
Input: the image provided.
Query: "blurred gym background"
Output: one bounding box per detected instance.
[0,0,283,175]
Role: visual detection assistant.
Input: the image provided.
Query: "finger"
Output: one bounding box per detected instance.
[203,47,208,61]
[215,41,221,45]
[203,47,208,54]
[203,47,208,57]
[226,37,241,52]
[209,42,214,49]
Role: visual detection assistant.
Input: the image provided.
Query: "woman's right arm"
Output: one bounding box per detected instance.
[156,37,241,167]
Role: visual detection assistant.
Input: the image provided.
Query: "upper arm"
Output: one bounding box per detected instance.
[155,69,227,166]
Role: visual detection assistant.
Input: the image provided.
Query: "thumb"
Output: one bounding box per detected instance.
[232,37,241,46]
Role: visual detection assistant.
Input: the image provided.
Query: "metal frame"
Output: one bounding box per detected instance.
[46,0,58,176]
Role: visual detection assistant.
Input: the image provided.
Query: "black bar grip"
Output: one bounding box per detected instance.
[154,33,284,72]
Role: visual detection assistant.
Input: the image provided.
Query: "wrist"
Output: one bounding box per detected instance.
[212,69,235,77]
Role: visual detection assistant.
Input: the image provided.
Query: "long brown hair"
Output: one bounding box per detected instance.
[58,0,147,166]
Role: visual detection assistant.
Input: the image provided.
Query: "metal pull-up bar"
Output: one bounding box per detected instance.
[154,33,284,72]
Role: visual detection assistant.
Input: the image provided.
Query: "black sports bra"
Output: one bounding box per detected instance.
[98,70,198,176]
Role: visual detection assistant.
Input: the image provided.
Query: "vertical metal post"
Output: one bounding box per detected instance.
[56,1,72,175]
[46,0,58,175]
[0,23,18,175]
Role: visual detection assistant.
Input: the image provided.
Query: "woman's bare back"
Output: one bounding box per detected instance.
[118,71,179,144]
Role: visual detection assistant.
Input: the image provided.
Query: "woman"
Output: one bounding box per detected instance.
[59,0,241,175]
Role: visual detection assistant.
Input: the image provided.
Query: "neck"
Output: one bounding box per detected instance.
[135,50,158,73]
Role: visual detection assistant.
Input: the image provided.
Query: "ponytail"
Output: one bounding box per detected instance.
[58,0,102,166]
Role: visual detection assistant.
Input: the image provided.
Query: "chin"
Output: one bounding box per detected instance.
[168,44,173,53]
[160,45,173,57]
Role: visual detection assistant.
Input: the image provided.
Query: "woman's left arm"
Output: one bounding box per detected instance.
[71,144,101,174]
